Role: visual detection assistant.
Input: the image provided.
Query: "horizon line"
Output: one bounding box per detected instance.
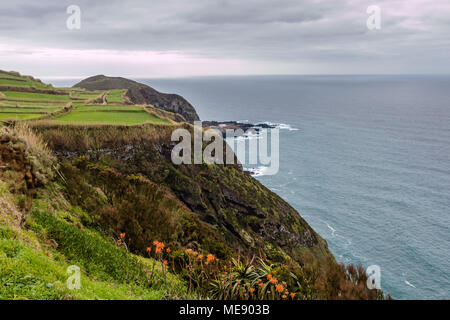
[39,73,450,80]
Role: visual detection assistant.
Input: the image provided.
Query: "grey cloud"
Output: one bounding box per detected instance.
[0,0,449,74]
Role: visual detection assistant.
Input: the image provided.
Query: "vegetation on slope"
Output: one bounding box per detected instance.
[0,124,193,299]
[0,70,387,300]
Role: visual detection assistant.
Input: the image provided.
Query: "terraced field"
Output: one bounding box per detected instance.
[76,104,143,111]
[54,110,168,125]
[0,113,43,120]
[0,72,49,89]
[0,70,170,126]
[106,89,127,103]
[2,91,72,102]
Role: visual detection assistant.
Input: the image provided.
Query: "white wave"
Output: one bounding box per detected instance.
[247,166,272,177]
[327,223,336,236]
[256,122,299,131]
[405,280,416,288]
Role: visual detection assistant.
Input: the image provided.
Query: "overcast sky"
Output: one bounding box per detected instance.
[1,0,449,78]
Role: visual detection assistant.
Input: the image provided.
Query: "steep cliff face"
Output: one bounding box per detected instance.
[36,124,331,267]
[73,75,200,122]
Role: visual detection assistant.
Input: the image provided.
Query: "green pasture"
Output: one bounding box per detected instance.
[106,89,126,103]
[1,91,72,102]
[53,110,169,125]
[0,113,44,121]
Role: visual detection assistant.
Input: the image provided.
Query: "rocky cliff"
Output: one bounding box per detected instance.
[73,75,200,122]
[35,124,330,267]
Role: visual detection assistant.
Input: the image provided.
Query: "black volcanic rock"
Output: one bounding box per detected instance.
[73,75,200,122]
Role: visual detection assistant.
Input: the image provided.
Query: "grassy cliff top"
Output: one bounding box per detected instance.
[0,70,178,126]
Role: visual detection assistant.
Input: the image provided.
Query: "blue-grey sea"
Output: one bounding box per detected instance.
[52,75,450,299]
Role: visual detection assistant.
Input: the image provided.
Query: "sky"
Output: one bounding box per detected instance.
[0,0,449,78]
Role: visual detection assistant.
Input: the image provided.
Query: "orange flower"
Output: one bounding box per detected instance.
[166,248,171,253]
[267,274,272,280]
[185,248,193,254]
[163,260,168,266]
[146,247,151,252]
[120,233,126,238]
[206,254,215,263]
[290,292,296,299]
[198,254,204,260]
[282,295,287,299]
[249,288,255,293]
[257,279,262,283]
[153,240,159,246]
[156,242,164,249]
[276,284,284,293]
[259,283,265,288]
[270,277,278,284]
[155,247,162,254]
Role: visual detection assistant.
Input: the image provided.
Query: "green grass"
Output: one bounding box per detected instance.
[1,101,64,108]
[0,78,48,89]
[0,178,192,300]
[0,212,187,300]
[76,105,143,111]
[0,107,59,113]
[54,111,169,125]
[71,92,104,100]
[0,113,44,121]
[106,89,126,103]
[0,71,49,89]
[0,237,164,299]
[0,72,24,80]
[1,91,72,102]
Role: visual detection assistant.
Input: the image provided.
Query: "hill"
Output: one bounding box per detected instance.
[73,75,200,122]
[0,70,386,300]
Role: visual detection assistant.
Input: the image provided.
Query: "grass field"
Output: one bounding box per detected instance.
[0,73,171,126]
[54,110,169,125]
[70,92,103,100]
[0,78,48,89]
[1,100,64,108]
[2,91,72,101]
[76,105,143,111]
[0,72,48,89]
[106,89,126,103]
[0,106,61,112]
[0,113,44,121]
[0,107,49,113]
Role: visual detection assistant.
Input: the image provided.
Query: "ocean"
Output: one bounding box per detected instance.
[51,75,450,299]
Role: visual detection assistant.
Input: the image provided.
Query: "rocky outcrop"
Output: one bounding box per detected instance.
[73,75,200,122]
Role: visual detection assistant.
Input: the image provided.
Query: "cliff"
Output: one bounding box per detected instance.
[31,124,328,264]
[0,70,385,299]
[73,75,200,122]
